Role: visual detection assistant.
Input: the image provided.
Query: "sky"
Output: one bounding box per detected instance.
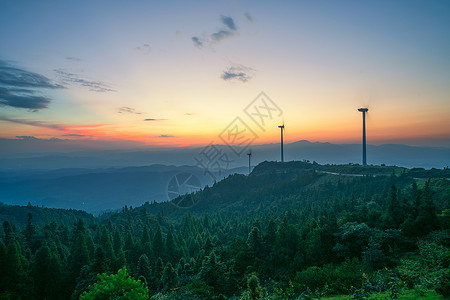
[1,0,450,154]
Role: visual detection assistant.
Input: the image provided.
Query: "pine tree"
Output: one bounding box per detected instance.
[23,212,36,250]
[199,251,226,292]
[383,185,403,229]
[33,242,62,300]
[161,262,178,291]
[69,220,91,281]
[141,226,153,260]
[4,240,29,298]
[99,226,115,270]
[165,227,177,264]
[153,225,164,260]
[137,254,152,285]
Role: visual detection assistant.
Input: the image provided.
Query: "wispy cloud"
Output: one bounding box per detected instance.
[136,44,151,54]
[118,106,143,114]
[66,57,82,62]
[192,15,238,48]
[158,134,174,138]
[54,69,116,92]
[16,136,64,142]
[0,87,51,110]
[191,37,203,48]
[0,116,66,130]
[0,60,63,110]
[221,65,254,82]
[211,30,234,42]
[243,12,253,22]
[144,118,167,121]
[62,134,87,137]
[221,15,237,31]
[0,60,62,89]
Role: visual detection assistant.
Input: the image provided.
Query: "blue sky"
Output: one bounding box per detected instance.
[1,0,449,152]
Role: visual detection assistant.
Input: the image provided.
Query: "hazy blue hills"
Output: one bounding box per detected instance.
[0,140,449,171]
[0,165,247,214]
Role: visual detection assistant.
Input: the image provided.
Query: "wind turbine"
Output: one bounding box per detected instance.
[358,108,368,166]
[278,122,285,162]
[247,150,252,175]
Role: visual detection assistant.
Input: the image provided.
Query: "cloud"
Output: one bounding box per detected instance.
[62,134,86,137]
[16,136,63,142]
[221,65,254,82]
[118,106,143,114]
[0,116,66,130]
[0,87,51,110]
[221,15,237,31]
[136,44,151,54]
[191,15,238,47]
[66,57,82,62]
[0,60,62,89]
[243,12,253,22]
[54,69,116,92]
[144,118,167,121]
[158,134,174,138]
[211,30,234,42]
[0,60,63,110]
[191,36,204,48]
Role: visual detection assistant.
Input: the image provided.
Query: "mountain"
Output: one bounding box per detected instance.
[0,160,449,299]
[0,140,448,171]
[0,164,247,214]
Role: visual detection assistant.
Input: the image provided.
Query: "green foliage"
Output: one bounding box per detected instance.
[80,267,149,300]
[0,161,448,299]
[294,258,367,295]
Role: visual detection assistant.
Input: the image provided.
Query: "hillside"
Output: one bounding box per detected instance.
[0,161,449,299]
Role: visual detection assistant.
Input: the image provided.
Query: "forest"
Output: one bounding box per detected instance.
[0,161,449,299]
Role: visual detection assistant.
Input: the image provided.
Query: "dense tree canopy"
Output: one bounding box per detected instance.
[0,162,449,299]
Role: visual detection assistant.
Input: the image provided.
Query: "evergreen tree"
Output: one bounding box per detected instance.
[33,242,62,300]
[161,262,179,291]
[68,220,91,282]
[199,251,226,292]
[153,225,164,260]
[383,185,403,229]
[98,226,115,270]
[165,227,177,264]
[4,240,29,298]
[137,254,152,285]
[23,212,36,250]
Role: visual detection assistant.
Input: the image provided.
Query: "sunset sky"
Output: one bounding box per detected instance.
[1,0,449,152]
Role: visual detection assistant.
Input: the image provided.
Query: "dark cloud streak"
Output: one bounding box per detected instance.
[118,106,143,114]
[0,60,62,89]
[191,15,238,47]
[0,87,51,110]
[55,69,116,93]
[221,65,254,82]
[144,118,167,121]
[0,60,63,110]
[221,15,237,31]
[0,116,66,131]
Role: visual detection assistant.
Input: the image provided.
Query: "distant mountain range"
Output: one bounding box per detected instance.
[0,164,247,214]
[0,140,448,214]
[0,140,448,171]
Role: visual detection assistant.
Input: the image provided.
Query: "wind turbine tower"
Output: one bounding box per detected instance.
[247,150,252,174]
[278,124,285,162]
[358,108,368,166]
